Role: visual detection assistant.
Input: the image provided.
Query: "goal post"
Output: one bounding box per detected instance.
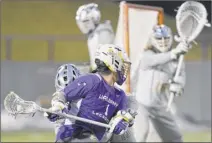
[115,1,164,93]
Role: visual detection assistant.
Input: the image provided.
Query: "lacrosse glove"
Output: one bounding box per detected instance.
[44,107,69,123]
[171,42,192,59]
[169,79,184,96]
[110,109,137,135]
[113,120,129,135]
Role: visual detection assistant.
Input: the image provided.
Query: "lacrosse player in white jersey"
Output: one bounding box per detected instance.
[133,24,192,142]
[44,63,82,134]
[76,3,115,72]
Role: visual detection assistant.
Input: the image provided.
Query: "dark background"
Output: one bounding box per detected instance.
[114,0,212,22]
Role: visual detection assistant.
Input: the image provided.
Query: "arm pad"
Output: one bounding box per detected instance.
[51,91,67,106]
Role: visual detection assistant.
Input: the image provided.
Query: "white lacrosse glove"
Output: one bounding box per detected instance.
[173,75,185,86]
[169,80,184,96]
[170,42,192,59]
[122,109,138,127]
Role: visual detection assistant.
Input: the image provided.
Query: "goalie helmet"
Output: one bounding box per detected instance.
[150,24,173,52]
[55,64,81,91]
[76,3,101,34]
[95,44,131,85]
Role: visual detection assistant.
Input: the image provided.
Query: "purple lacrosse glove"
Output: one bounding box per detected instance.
[45,108,69,122]
[113,120,129,135]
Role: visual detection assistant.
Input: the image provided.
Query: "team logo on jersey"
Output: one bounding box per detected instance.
[92,110,109,123]
[99,94,118,107]
[77,82,86,86]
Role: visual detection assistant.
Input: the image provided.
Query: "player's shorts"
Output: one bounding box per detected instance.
[55,124,98,142]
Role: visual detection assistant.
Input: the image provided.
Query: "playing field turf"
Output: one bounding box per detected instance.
[1,130,211,142]
[1,0,211,62]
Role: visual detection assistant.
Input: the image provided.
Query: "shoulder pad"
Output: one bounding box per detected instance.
[94,73,102,81]
[95,21,113,33]
[87,73,102,82]
[114,84,124,92]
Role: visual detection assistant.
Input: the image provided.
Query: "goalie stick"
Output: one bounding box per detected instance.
[166,1,211,112]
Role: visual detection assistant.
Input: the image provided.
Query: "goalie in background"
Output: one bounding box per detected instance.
[46,44,136,142]
[75,3,115,72]
[133,24,191,142]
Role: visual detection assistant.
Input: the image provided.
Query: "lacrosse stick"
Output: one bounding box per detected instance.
[167,1,211,112]
[4,91,111,129]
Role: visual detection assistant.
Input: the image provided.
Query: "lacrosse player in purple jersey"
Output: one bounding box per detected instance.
[48,44,137,142]
[76,4,138,141]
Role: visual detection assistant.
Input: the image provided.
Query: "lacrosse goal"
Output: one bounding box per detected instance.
[115,1,164,93]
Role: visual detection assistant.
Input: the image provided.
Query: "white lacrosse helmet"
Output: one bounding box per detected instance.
[76,3,101,34]
[95,44,131,85]
[55,64,81,91]
[150,24,173,52]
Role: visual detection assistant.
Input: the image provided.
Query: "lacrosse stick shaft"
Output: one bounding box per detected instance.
[167,55,184,111]
[42,108,111,129]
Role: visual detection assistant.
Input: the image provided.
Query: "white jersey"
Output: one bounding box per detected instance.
[135,49,186,108]
[87,20,115,70]
[53,99,82,134]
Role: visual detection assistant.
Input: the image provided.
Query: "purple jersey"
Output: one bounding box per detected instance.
[62,73,127,140]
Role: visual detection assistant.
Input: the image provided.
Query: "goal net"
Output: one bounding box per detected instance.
[114,1,164,93]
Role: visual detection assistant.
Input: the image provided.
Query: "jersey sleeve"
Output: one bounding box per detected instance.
[95,21,115,44]
[63,74,100,102]
[140,50,173,69]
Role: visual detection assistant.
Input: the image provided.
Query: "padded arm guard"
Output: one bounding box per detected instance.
[51,91,67,109]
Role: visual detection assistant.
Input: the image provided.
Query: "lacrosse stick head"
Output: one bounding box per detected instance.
[175,1,211,43]
[4,91,39,118]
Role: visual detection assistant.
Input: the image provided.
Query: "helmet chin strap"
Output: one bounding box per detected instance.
[112,72,118,85]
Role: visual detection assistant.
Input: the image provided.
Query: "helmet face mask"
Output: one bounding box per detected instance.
[116,61,131,85]
[55,64,81,91]
[76,15,96,34]
[151,25,173,52]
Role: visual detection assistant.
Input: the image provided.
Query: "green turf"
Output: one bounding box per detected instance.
[183,131,212,142]
[1,131,55,142]
[1,131,211,142]
[1,0,209,61]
